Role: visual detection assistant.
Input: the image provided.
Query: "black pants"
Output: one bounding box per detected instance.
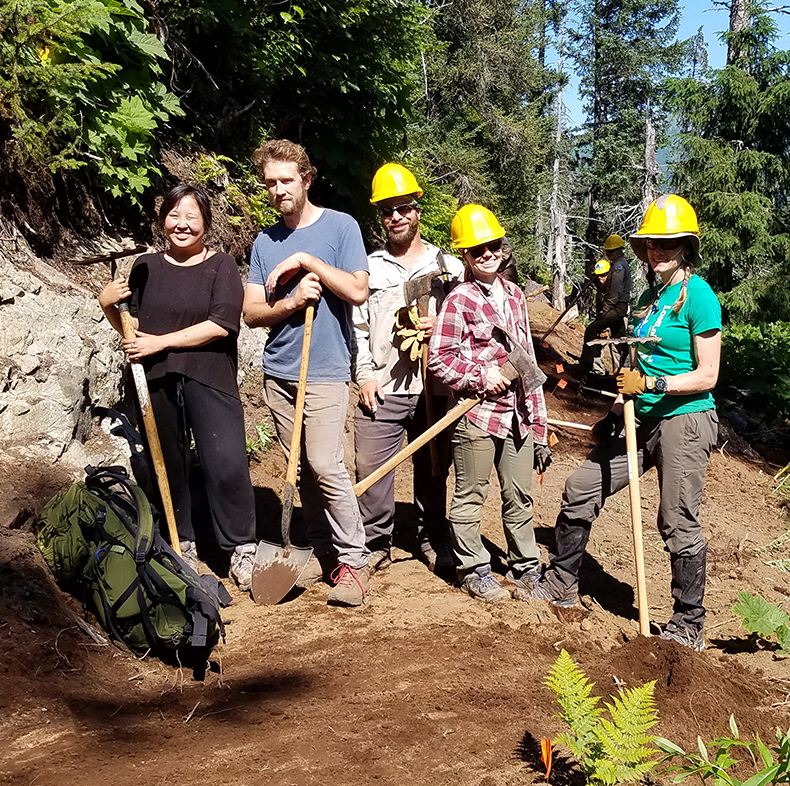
[148,374,256,552]
[579,312,626,370]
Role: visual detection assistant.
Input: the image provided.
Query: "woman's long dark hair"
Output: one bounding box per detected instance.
[158,184,213,231]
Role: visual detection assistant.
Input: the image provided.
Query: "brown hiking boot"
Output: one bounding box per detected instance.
[327,563,370,607]
[367,549,392,574]
[296,555,325,588]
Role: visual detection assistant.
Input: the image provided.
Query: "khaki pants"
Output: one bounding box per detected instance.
[265,377,368,569]
[448,416,539,579]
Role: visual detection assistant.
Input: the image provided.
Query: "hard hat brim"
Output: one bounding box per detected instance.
[629,233,701,263]
[453,226,505,249]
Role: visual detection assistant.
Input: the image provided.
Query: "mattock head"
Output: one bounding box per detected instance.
[586,336,661,347]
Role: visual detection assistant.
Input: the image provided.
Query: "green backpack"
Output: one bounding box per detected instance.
[37,466,230,672]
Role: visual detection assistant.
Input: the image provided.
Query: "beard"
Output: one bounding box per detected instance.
[273,190,307,216]
[386,219,419,246]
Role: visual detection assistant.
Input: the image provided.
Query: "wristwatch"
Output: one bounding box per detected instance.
[646,375,668,394]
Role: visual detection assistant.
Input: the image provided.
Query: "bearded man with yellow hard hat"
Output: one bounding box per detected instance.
[577,233,632,374]
[352,163,464,574]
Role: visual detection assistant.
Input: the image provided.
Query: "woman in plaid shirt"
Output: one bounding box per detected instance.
[428,205,550,602]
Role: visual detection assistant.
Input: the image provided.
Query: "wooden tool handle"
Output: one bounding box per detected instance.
[623,396,650,637]
[421,344,441,476]
[111,265,181,556]
[285,302,315,488]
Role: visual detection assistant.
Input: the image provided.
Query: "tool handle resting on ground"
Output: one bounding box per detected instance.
[623,393,650,636]
[111,263,181,557]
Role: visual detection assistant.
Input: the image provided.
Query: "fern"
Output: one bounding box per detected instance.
[545,650,659,785]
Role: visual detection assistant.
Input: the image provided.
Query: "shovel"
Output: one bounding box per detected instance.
[251,302,315,605]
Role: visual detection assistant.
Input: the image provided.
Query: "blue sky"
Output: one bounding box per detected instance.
[561,3,790,127]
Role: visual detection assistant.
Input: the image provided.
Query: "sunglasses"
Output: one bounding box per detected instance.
[467,239,503,258]
[645,238,683,251]
[379,203,418,219]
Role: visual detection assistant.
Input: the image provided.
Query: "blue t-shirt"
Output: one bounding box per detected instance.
[632,274,722,418]
[248,209,368,382]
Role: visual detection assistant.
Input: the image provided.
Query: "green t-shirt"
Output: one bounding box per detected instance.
[631,274,721,418]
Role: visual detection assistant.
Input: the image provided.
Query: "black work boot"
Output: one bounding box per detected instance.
[660,546,707,651]
[535,515,591,604]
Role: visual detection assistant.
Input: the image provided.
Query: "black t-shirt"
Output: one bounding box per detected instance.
[129,252,243,397]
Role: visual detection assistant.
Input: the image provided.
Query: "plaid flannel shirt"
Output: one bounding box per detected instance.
[427,276,548,443]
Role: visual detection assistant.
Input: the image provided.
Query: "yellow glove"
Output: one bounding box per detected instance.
[395,305,425,361]
[616,368,646,395]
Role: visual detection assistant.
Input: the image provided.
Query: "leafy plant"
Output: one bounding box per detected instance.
[656,715,790,786]
[545,649,659,785]
[246,422,273,459]
[0,0,182,202]
[732,591,790,654]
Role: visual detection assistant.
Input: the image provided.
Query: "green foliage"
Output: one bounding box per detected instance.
[546,649,659,785]
[732,591,790,654]
[666,3,790,321]
[246,423,273,459]
[719,321,790,424]
[0,0,182,201]
[656,716,790,786]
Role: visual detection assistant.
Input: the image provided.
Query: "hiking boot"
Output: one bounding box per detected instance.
[517,578,579,607]
[367,549,392,574]
[230,543,256,593]
[504,567,542,590]
[179,540,199,573]
[327,563,370,607]
[660,622,705,651]
[296,555,325,588]
[420,540,454,573]
[461,565,510,603]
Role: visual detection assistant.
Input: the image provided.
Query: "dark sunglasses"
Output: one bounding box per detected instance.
[645,238,683,251]
[467,239,503,258]
[379,203,418,219]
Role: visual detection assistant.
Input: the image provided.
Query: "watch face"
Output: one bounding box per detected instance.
[655,376,668,393]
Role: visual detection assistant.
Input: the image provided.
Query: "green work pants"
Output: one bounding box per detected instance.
[448,416,539,580]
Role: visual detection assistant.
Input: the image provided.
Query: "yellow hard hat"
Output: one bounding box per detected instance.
[370,163,423,204]
[451,204,505,249]
[604,234,624,251]
[594,259,611,275]
[630,194,701,262]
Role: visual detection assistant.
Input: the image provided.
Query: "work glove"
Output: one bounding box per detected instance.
[616,368,646,396]
[592,411,622,447]
[395,305,426,362]
[534,444,552,474]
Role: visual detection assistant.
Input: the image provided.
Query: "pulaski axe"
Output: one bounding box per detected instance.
[403,271,442,475]
[354,337,547,497]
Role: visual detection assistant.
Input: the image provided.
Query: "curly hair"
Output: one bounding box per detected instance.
[252,139,317,181]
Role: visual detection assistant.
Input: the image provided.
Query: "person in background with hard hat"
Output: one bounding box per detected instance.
[353,163,464,574]
[428,205,549,602]
[575,234,632,375]
[527,195,720,652]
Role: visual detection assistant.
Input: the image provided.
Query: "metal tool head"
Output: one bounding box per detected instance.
[250,540,314,605]
[403,272,438,310]
[499,335,547,393]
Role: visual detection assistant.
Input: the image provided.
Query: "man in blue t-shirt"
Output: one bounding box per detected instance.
[243,139,371,607]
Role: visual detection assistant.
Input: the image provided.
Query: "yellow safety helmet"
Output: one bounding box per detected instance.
[630,194,701,262]
[451,204,506,249]
[594,259,611,275]
[370,163,423,204]
[604,234,624,251]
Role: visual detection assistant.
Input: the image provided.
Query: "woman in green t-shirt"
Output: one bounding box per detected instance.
[521,195,721,652]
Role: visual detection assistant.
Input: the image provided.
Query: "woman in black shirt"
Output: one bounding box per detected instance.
[99,185,257,592]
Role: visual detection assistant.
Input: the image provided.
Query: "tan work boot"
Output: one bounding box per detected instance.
[327,563,370,607]
[296,555,325,588]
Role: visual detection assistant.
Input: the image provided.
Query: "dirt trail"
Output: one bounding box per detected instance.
[2,303,790,786]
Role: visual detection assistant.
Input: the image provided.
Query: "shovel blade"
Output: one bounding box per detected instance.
[250,540,314,605]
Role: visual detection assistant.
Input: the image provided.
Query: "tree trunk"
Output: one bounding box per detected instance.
[727,0,749,65]
[642,104,658,217]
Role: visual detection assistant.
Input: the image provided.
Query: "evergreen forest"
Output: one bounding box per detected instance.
[1,0,789,437]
